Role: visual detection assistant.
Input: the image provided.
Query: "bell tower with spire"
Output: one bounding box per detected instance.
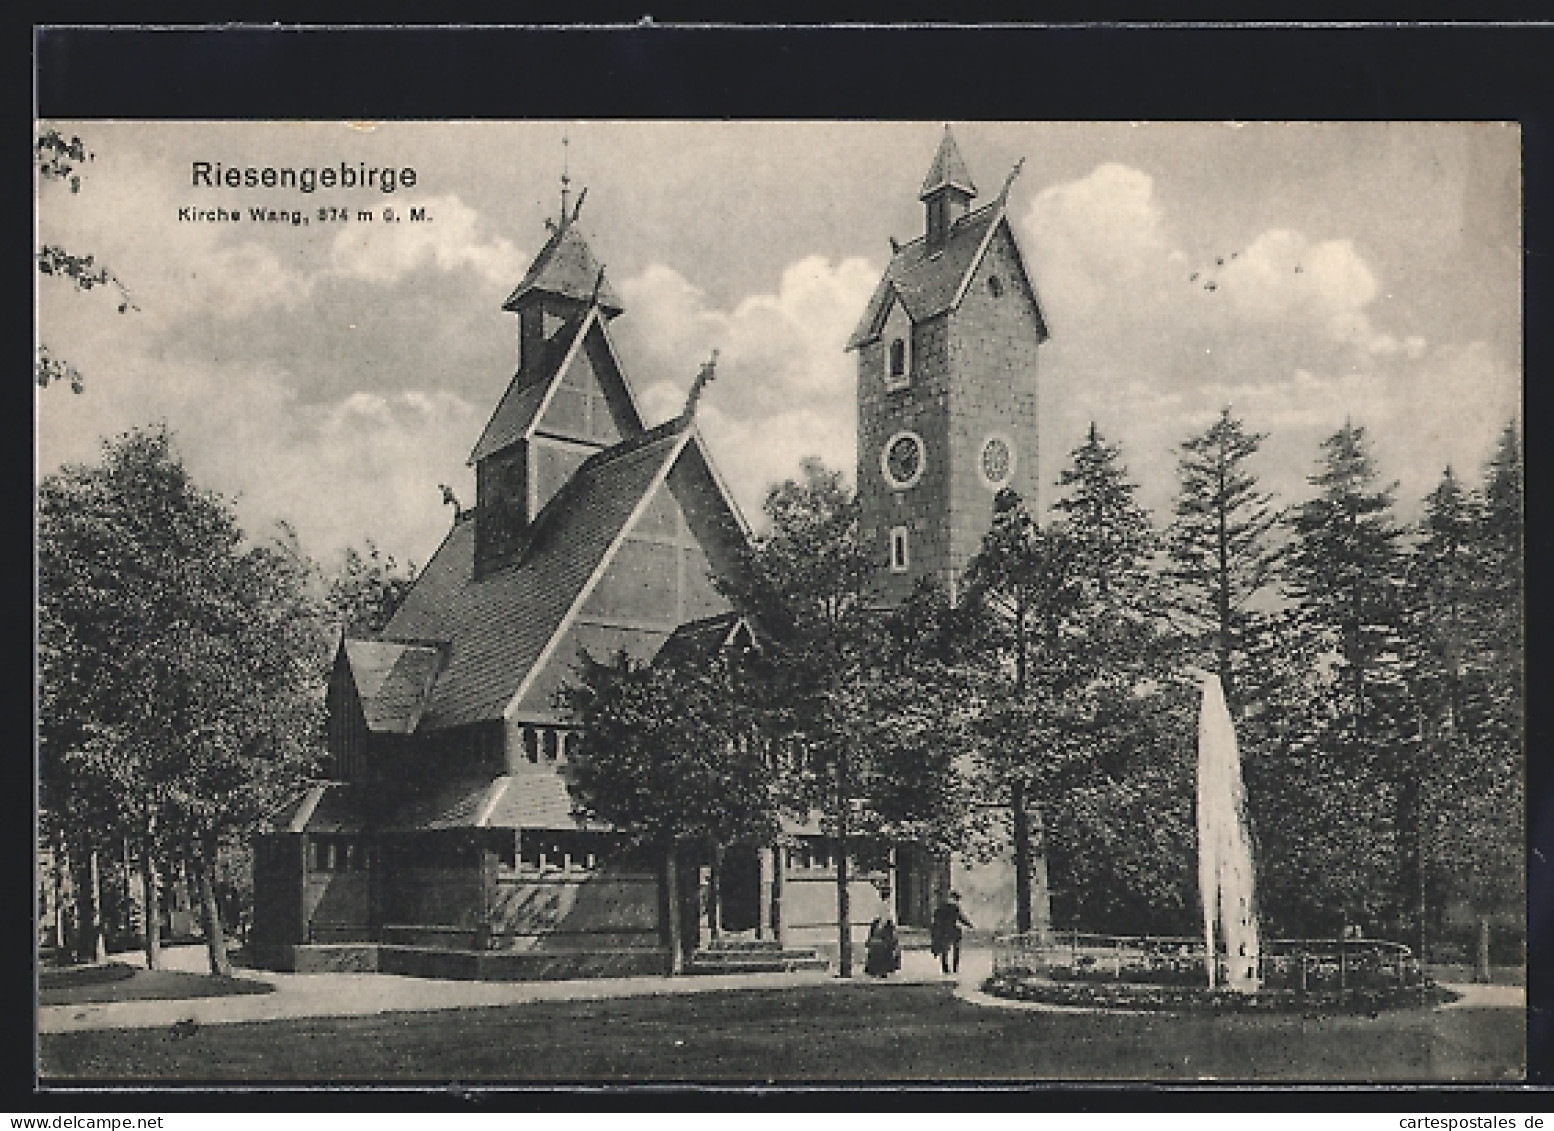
[469,158,639,578]
[847,126,1049,608]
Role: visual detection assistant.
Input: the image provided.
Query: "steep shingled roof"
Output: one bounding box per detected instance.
[381,421,692,730]
[846,201,1046,350]
[276,782,366,834]
[652,611,760,669]
[341,640,444,734]
[466,316,587,464]
[467,308,646,466]
[378,772,606,832]
[920,126,978,200]
[502,220,624,314]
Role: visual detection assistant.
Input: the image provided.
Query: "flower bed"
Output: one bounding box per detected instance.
[982,971,1457,1014]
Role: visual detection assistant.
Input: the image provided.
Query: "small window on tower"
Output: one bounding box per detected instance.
[988,275,1005,299]
[524,727,539,764]
[890,526,910,573]
[887,337,910,389]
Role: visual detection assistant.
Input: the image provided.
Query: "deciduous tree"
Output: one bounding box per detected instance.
[38,425,326,974]
[563,646,780,972]
[36,129,135,393]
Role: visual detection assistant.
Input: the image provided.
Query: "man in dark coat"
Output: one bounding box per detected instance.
[930,891,973,975]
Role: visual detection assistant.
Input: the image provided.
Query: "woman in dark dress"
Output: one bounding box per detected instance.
[864,916,901,977]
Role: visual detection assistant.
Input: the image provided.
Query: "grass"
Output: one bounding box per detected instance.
[39,981,1523,1084]
[39,967,273,1007]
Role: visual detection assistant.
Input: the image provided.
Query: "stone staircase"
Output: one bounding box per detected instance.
[685,936,829,975]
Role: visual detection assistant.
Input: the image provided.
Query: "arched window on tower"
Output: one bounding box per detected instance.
[887,337,910,389]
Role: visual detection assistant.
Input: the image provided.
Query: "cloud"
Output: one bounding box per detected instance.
[329,193,525,288]
[614,255,876,523]
[1011,161,1515,522]
[36,331,479,568]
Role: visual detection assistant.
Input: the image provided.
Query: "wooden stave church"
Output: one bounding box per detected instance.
[251,127,1050,979]
[252,187,909,978]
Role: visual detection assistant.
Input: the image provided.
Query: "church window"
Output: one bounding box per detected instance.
[987,274,1005,299]
[890,526,910,573]
[886,336,911,390]
[979,435,1016,489]
[523,726,540,764]
[881,430,926,490]
[542,729,559,762]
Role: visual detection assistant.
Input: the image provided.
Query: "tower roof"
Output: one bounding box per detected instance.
[502,218,624,315]
[919,126,978,201]
[846,200,1049,350]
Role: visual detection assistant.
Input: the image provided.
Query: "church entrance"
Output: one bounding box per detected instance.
[717,844,762,934]
[893,844,945,928]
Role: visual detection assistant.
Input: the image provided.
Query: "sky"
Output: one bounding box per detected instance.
[35,121,1521,574]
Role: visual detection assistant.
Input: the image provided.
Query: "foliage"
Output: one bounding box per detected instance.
[562,648,781,851]
[1166,408,1284,705]
[37,424,328,970]
[325,540,418,636]
[36,129,136,394]
[1399,431,1524,931]
[1053,422,1158,606]
[717,458,876,827]
[1283,422,1409,744]
[960,426,1193,937]
[1257,423,1412,935]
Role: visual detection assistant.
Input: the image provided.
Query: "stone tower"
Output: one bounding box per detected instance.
[847,126,1053,937]
[847,126,1048,608]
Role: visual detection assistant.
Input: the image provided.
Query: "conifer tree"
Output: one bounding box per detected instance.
[1284,421,1408,745]
[1046,426,1191,934]
[1279,421,1410,933]
[1053,422,1157,607]
[1167,408,1283,706]
[962,489,1084,934]
[1400,424,1524,969]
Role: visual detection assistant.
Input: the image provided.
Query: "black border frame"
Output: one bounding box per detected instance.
[28,19,1554,1109]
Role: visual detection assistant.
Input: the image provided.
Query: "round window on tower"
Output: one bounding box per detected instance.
[881,430,926,490]
[979,434,1016,490]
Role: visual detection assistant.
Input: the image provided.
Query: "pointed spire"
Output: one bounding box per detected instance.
[559,133,571,225]
[919,125,978,201]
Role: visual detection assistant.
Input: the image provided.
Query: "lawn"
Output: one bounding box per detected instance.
[39,982,1524,1084]
[39,964,273,1007]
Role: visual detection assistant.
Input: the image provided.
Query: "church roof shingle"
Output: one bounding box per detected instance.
[378,772,605,832]
[502,221,624,314]
[846,200,1046,350]
[381,421,692,730]
[919,126,978,200]
[465,317,587,464]
[652,611,760,669]
[276,781,366,834]
[341,640,444,734]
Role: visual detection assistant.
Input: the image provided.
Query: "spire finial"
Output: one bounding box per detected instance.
[560,133,571,225]
[682,350,720,421]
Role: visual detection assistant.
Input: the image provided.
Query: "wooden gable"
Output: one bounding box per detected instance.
[325,642,370,782]
[508,434,742,721]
